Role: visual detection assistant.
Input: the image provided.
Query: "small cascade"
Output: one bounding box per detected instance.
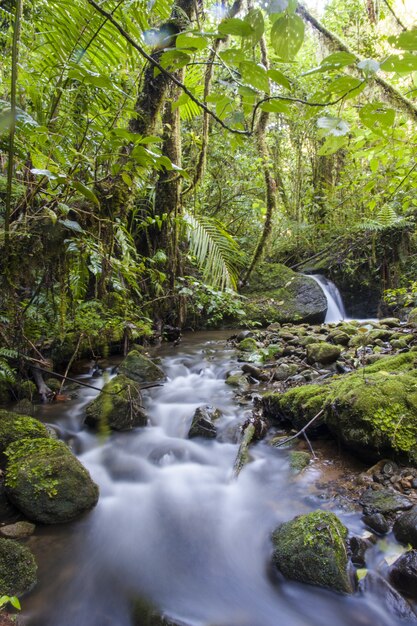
[309,274,347,323]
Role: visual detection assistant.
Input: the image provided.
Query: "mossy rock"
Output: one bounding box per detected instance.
[5,438,99,524]
[0,410,49,462]
[407,308,417,327]
[119,350,165,383]
[326,330,350,346]
[0,537,37,596]
[241,263,327,326]
[272,510,352,593]
[289,451,311,473]
[306,342,341,365]
[238,337,257,352]
[85,374,147,432]
[188,405,221,439]
[263,385,328,430]
[326,368,417,462]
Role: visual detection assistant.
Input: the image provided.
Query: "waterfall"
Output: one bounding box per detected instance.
[309,274,347,323]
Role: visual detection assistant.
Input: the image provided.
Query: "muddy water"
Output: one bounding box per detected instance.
[21,332,412,626]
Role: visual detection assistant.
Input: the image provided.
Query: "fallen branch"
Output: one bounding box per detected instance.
[273,409,324,448]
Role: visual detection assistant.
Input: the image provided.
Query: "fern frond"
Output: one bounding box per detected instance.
[358,205,410,231]
[184,212,244,290]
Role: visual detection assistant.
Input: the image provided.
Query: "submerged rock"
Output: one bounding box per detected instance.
[5,438,99,524]
[359,572,417,623]
[85,374,147,431]
[188,405,221,439]
[360,488,412,515]
[119,349,165,383]
[288,450,311,473]
[0,537,37,596]
[271,510,353,593]
[241,263,327,326]
[0,521,35,539]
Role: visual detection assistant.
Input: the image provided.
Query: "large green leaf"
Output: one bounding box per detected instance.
[176,33,208,51]
[244,9,265,47]
[260,100,291,113]
[218,18,254,37]
[303,52,356,76]
[381,53,417,73]
[219,49,245,65]
[388,30,417,51]
[240,61,270,92]
[359,103,395,136]
[267,68,291,89]
[318,136,348,155]
[270,13,305,61]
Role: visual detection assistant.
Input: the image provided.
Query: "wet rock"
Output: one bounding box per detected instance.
[288,451,310,473]
[119,349,165,383]
[85,374,147,431]
[360,488,412,515]
[188,405,221,439]
[349,536,371,567]
[236,330,253,341]
[362,512,390,535]
[0,410,49,463]
[5,438,99,524]
[394,506,417,548]
[272,510,353,593]
[225,373,248,390]
[0,537,37,596]
[241,263,327,325]
[241,364,263,380]
[390,550,417,600]
[0,521,35,539]
[359,571,417,623]
[306,343,341,365]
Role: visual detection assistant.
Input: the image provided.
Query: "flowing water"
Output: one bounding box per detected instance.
[21,332,413,626]
[308,275,347,323]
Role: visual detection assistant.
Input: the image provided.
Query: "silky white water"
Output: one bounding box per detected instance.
[23,333,412,626]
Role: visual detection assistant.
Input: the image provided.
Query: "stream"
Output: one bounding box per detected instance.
[21,331,413,626]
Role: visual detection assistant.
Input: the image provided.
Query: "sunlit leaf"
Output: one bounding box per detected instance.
[218,18,254,37]
[270,13,305,61]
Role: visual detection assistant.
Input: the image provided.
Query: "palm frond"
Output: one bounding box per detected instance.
[184,212,245,290]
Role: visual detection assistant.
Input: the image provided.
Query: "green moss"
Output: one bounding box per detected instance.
[5,438,99,524]
[272,510,352,593]
[0,410,49,460]
[306,342,341,364]
[263,385,329,429]
[119,350,165,383]
[0,538,37,596]
[85,374,146,432]
[289,451,311,472]
[238,337,257,351]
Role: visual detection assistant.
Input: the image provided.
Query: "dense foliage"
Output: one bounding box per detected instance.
[1,0,417,384]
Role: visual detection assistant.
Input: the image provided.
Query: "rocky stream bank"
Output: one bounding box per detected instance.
[2,313,417,624]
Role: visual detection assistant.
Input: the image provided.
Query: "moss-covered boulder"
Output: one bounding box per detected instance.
[0,537,37,596]
[119,350,165,383]
[5,438,99,524]
[306,342,341,365]
[393,506,417,548]
[263,384,328,430]
[0,410,49,462]
[241,263,327,326]
[238,337,258,352]
[272,510,353,593]
[289,451,311,473]
[85,374,147,432]
[326,367,417,462]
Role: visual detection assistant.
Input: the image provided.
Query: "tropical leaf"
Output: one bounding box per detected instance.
[184,213,244,290]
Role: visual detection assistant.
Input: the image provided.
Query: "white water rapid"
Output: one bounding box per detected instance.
[23,333,410,626]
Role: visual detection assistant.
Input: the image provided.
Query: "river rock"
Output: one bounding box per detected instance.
[238,337,257,352]
[393,505,417,547]
[85,374,147,431]
[389,550,417,600]
[359,571,417,623]
[0,537,37,596]
[0,521,35,539]
[306,342,341,365]
[119,349,165,383]
[288,451,311,473]
[5,438,99,524]
[362,512,390,535]
[188,405,221,439]
[271,510,353,593]
[360,488,412,515]
[0,410,49,462]
[326,330,350,346]
[262,384,327,430]
[241,263,327,326]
